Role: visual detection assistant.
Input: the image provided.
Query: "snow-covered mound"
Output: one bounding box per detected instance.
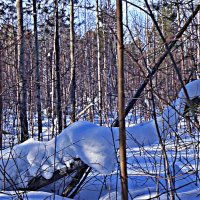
[0,79,199,191]
[157,79,200,137]
[127,79,200,146]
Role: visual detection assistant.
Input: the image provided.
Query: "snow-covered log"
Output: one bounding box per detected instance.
[0,79,199,192]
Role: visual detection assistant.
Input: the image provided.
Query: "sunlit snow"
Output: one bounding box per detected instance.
[0,79,199,199]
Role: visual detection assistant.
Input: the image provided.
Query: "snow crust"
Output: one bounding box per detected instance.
[0,191,70,199]
[0,79,199,192]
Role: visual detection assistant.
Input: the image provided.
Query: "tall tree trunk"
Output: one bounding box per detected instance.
[16,0,28,142]
[102,8,109,125]
[0,43,3,148]
[116,0,128,199]
[51,66,56,136]
[54,0,62,133]
[33,0,42,140]
[70,0,76,123]
[28,43,34,137]
[176,1,185,74]
[47,50,52,109]
[197,11,200,79]
[96,0,103,125]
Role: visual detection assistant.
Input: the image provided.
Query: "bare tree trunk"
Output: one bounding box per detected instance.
[16,0,28,142]
[70,0,76,123]
[96,0,103,125]
[28,47,34,137]
[33,0,42,140]
[47,51,52,109]
[51,59,56,137]
[54,0,62,133]
[197,11,200,79]
[116,0,128,199]
[176,1,185,75]
[103,12,109,125]
[0,43,3,148]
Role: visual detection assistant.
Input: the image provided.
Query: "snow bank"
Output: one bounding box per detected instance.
[0,79,199,191]
[0,122,118,190]
[58,121,117,174]
[157,79,200,137]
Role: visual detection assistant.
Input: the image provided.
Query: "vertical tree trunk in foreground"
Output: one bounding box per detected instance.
[70,0,76,123]
[16,0,28,142]
[116,0,128,199]
[33,0,42,140]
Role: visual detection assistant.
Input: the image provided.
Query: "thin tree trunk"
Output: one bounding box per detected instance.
[28,48,34,137]
[33,0,42,140]
[197,11,200,79]
[47,51,52,110]
[176,1,185,73]
[103,12,109,125]
[16,0,28,142]
[116,0,128,199]
[51,63,56,137]
[54,0,62,133]
[0,43,3,148]
[96,0,103,125]
[70,0,76,123]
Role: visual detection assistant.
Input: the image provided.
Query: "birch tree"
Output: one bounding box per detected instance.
[0,43,2,148]
[70,0,76,123]
[96,0,102,125]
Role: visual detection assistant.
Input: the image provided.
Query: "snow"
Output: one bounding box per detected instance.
[0,79,199,199]
[157,79,200,138]
[60,121,117,174]
[0,191,71,199]
[100,189,200,200]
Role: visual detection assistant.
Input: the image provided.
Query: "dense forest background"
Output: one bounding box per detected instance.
[0,0,199,144]
[0,0,200,199]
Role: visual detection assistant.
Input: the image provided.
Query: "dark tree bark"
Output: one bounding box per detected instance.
[19,159,88,191]
[0,43,3,148]
[116,0,128,199]
[33,0,42,140]
[54,0,62,133]
[16,0,28,142]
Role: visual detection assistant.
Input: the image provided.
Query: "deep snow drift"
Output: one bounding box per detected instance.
[0,79,199,199]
